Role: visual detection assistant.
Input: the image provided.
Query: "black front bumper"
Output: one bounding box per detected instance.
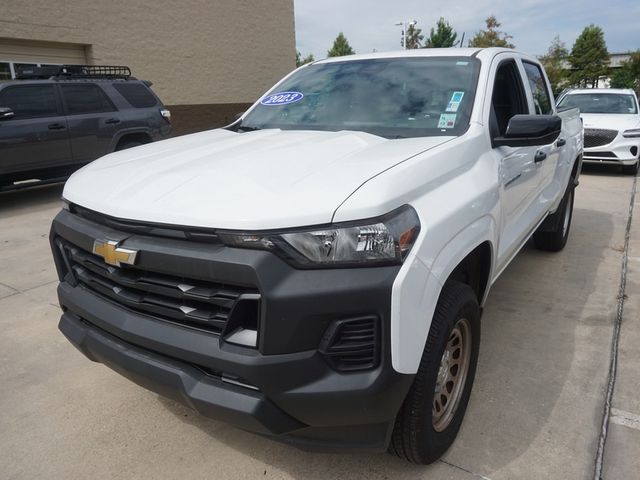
[51,209,414,450]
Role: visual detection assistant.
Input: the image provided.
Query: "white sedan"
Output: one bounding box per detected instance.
[558,88,640,174]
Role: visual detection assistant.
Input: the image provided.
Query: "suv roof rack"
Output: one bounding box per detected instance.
[16,64,132,80]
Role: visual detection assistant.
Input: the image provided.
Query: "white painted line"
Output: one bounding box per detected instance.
[610,408,640,431]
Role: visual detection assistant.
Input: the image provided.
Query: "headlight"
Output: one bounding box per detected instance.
[623,128,640,138]
[219,205,420,268]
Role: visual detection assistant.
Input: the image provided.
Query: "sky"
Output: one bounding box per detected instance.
[294,0,640,59]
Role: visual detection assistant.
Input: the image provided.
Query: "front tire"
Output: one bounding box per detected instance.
[390,281,481,464]
[533,184,574,252]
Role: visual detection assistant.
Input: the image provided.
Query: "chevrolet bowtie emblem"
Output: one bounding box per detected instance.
[92,240,138,267]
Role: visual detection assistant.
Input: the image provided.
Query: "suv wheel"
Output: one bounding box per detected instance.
[390,281,481,464]
[116,140,144,151]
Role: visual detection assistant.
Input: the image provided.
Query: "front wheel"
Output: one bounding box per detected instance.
[390,281,481,464]
[533,184,574,252]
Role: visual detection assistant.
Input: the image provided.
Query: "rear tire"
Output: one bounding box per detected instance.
[390,281,480,464]
[622,160,639,176]
[533,184,574,252]
[116,140,143,151]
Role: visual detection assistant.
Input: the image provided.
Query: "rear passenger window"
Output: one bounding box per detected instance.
[61,84,116,114]
[0,85,58,118]
[113,83,158,108]
[522,62,553,115]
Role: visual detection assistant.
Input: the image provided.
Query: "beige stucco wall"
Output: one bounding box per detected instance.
[0,0,296,105]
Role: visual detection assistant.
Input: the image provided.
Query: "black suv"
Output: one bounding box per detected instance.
[0,65,171,190]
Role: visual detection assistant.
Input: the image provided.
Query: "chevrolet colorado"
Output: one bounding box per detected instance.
[50,48,582,464]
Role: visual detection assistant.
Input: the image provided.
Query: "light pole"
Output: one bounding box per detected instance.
[395,20,417,50]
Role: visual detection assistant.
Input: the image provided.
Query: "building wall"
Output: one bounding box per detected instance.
[0,0,296,134]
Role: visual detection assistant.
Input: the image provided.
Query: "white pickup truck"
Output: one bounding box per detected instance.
[50,48,582,464]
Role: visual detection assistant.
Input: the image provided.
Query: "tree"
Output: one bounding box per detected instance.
[425,17,458,48]
[610,51,640,90]
[295,51,315,68]
[568,25,609,88]
[539,36,569,95]
[468,15,514,48]
[404,23,424,49]
[327,32,355,57]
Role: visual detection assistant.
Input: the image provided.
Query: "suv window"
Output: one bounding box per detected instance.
[61,84,116,114]
[522,62,552,115]
[0,85,59,118]
[113,83,157,108]
[490,60,528,137]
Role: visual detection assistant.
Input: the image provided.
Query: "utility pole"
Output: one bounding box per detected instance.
[395,20,417,50]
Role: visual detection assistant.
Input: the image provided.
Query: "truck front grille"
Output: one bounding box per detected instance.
[584,128,618,148]
[57,239,260,334]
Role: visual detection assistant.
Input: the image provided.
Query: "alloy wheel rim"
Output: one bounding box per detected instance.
[432,317,472,432]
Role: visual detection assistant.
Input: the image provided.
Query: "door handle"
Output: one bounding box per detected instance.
[105,118,120,124]
[534,150,547,163]
[48,123,65,130]
[557,138,567,147]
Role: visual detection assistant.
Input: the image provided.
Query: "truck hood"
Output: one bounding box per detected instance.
[581,113,640,132]
[63,128,453,230]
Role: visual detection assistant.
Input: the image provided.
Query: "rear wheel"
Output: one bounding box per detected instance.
[115,139,145,151]
[622,160,639,176]
[390,281,480,464]
[533,184,574,252]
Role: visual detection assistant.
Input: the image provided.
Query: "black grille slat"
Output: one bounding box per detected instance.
[73,265,228,331]
[584,129,618,148]
[66,245,240,309]
[59,239,259,334]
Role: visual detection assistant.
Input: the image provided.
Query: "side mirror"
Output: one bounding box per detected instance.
[493,114,561,147]
[0,107,14,120]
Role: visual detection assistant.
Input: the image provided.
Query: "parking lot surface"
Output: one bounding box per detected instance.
[1,169,638,479]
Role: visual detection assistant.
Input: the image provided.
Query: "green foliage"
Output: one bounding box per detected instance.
[295,51,315,68]
[468,15,514,48]
[425,17,458,48]
[327,32,355,57]
[539,36,569,95]
[404,23,424,49]
[568,25,609,88]
[610,51,640,91]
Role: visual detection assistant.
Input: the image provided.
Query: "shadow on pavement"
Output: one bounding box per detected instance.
[0,183,65,217]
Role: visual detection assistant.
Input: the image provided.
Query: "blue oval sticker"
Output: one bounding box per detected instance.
[260,91,304,106]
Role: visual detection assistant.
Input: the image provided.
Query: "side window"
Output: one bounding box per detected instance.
[522,62,553,115]
[61,84,116,115]
[0,62,11,81]
[490,60,528,138]
[113,83,158,108]
[0,85,58,118]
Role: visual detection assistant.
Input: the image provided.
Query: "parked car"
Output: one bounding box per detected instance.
[50,48,582,464]
[557,88,640,174]
[0,65,171,190]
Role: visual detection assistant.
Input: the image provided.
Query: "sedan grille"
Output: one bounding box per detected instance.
[57,239,260,334]
[584,128,618,148]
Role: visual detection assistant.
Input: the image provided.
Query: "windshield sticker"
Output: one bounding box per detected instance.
[260,91,304,106]
[438,113,457,129]
[446,91,465,112]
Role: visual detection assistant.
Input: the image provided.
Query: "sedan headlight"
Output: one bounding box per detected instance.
[623,128,640,138]
[218,205,420,268]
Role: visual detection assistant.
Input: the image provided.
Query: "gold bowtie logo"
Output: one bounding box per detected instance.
[92,240,138,267]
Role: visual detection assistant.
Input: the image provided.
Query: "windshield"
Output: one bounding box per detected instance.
[558,93,638,114]
[236,57,481,139]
